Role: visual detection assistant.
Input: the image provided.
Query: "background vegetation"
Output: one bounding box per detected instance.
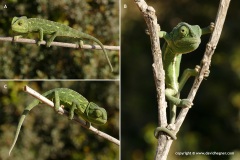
[0,0,119,79]
[122,0,240,160]
[0,81,119,159]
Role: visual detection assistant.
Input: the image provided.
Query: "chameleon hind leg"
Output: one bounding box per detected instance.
[46,31,58,47]
[165,88,192,108]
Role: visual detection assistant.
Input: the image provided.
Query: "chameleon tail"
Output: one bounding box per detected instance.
[154,127,177,140]
[81,33,113,72]
[9,100,40,155]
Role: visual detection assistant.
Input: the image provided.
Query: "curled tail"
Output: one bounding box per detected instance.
[9,100,40,155]
[154,127,177,140]
[81,33,113,72]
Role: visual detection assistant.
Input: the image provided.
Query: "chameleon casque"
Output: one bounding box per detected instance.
[11,16,113,71]
[9,88,107,155]
[153,22,214,140]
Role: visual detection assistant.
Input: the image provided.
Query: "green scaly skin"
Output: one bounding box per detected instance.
[9,88,107,155]
[11,16,113,72]
[154,22,214,139]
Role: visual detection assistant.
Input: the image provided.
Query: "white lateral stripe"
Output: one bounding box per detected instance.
[173,57,178,91]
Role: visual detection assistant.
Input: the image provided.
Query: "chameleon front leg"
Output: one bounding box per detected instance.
[79,40,84,48]
[201,22,215,35]
[54,90,61,112]
[69,102,77,120]
[178,68,198,92]
[37,28,44,46]
[178,65,210,93]
[69,102,91,127]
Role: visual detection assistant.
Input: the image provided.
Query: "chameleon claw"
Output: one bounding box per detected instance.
[194,65,210,78]
[46,41,52,47]
[85,121,91,128]
[204,69,210,78]
[145,29,150,35]
[37,40,44,46]
[194,65,201,73]
[179,99,193,108]
[209,22,215,32]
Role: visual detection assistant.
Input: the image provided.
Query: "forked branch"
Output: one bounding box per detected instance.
[135,0,230,159]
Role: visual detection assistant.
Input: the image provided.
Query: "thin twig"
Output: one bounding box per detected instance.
[0,36,120,51]
[24,85,120,146]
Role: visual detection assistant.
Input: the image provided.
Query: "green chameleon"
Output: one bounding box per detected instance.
[153,22,214,140]
[11,16,113,72]
[9,88,107,155]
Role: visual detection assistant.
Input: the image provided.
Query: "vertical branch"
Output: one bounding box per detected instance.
[135,0,168,159]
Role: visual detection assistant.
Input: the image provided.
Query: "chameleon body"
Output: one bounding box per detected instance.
[11,16,113,71]
[9,88,107,155]
[154,22,214,140]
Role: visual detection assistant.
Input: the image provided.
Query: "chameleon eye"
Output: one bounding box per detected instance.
[94,110,102,118]
[179,26,189,37]
[18,22,22,26]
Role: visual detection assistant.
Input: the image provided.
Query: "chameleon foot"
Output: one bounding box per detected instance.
[37,40,44,46]
[79,40,84,48]
[46,41,52,47]
[13,35,22,41]
[195,65,210,78]
[86,121,91,128]
[179,99,193,108]
[154,127,177,140]
[209,22,215,32]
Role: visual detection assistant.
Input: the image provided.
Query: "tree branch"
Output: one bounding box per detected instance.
[135,0,168,159]
[0,36,120,51]
[23,85,120,146]
[135,0,231,159]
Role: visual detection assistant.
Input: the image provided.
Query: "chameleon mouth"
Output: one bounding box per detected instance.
[171,37,201,54]
[175,37,201,46]
[12,26,28,33]
[85,102,107,125]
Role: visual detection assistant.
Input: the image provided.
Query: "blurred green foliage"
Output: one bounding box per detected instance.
[0,81,119,159]
[122,0,240,160]
[0,0,119,79]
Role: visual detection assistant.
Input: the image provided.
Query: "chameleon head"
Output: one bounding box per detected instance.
[170,22,202,54]
[11,16,29,33]
[85,102,107,125]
